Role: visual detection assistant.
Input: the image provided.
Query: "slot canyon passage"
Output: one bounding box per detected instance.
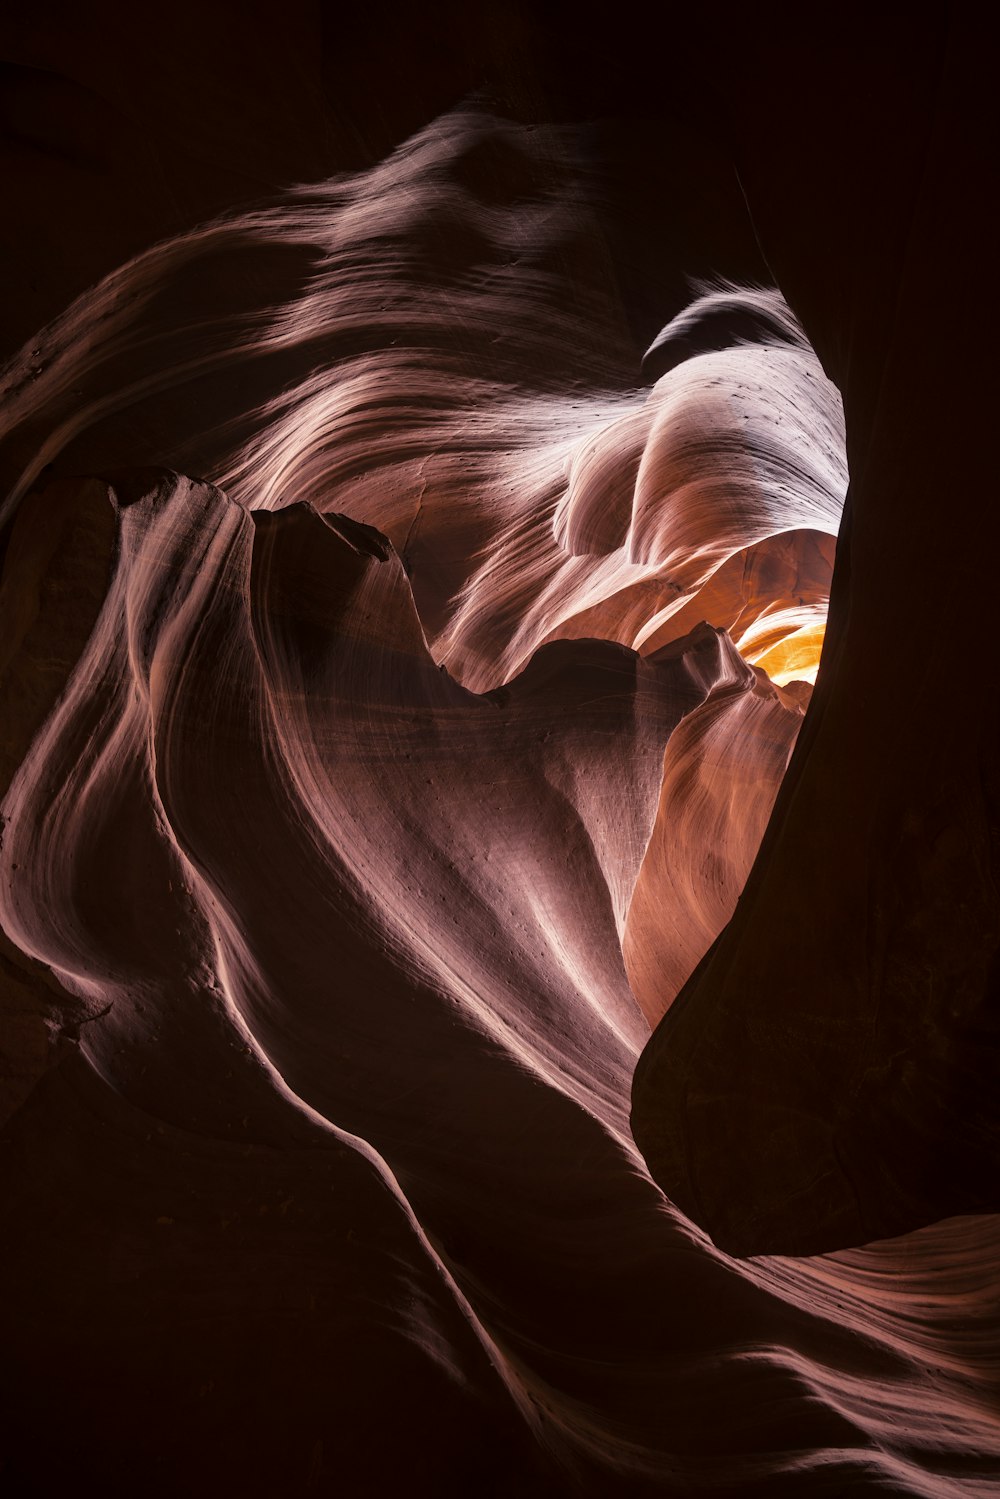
[1,6,998,1496]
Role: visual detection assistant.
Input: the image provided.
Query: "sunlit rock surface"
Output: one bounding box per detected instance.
[1,98,998,1498]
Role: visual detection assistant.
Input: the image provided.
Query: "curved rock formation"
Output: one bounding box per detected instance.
[1,97,997,1498]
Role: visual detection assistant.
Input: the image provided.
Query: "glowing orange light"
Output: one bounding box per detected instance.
[749,622,826,686]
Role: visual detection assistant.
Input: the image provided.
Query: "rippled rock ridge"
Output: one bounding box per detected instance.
[1,101,998,1497]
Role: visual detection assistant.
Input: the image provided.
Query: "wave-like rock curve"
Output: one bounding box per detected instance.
[1,110,997,1496]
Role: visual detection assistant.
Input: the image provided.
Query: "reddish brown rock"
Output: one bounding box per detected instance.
[1,16,998,1493]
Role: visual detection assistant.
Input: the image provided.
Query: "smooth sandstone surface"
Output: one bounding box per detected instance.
[1,14,998,1496]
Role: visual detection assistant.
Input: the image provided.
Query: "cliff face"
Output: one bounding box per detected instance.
[1,11,997,1496]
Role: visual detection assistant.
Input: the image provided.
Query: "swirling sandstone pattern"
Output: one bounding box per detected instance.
[1,111,997,1496]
